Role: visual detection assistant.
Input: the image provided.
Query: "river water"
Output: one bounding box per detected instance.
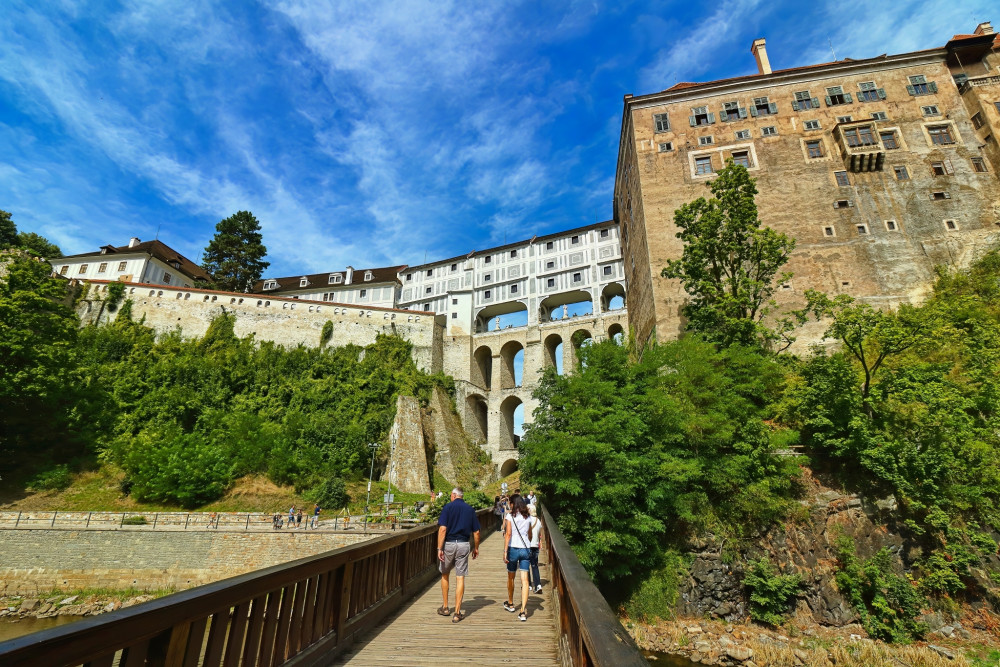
[643,649,697,665]
[0,616,82,643]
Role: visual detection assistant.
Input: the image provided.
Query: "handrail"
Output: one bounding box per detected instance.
[540,504,648,666]
[0,508,495,666]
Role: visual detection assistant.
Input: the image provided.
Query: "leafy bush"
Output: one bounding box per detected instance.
[26,464,73,491]
[105,281,125,311]
[123,427,234,508]
[463,490,492,510]
[122,515,147,525]
[320,320,334,347]
[744,558,802,626]
[834,536,926,643]
[623,549,687,622]
[313,477,348,509]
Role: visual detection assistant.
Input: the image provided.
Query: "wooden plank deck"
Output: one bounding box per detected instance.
[334,531,560,665]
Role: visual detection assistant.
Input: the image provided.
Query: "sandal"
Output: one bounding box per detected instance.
[437,606,450,616]
[452,611,465,623]
[518,611,527,622]
[503,601,516,612]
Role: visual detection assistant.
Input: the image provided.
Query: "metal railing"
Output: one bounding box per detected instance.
[540,504,648,666]
[0,508,496,666]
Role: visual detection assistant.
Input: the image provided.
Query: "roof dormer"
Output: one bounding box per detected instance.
[364,270,373,281]
[262,280,278,290]
[328,273,343,284]
[299,276,309,288]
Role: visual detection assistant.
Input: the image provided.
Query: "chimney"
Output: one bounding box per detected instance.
[345,266,354,285]
[751,38,772,75]
[129,237,141,248]
[974,21,994,35]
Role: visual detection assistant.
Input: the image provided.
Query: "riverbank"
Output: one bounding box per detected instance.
[0,589,169,623]
[628,617,1000,667]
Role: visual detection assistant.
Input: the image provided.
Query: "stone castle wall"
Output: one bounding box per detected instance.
[78,281,445,373]
[0,529,370,595]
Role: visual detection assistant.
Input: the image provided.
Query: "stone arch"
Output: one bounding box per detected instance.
[499,340,524,389]
[472,345,493,390]
[601,282,626,312]
[476,300,528,333]
[543,333,564,374]
[465,394,488,443]
[538,289,594,323]
[569,329,594,372]
[500,458,518,477]
[608,322,625,345]
[499,395,524,451]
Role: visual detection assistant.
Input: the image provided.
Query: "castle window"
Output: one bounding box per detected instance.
[695,156,714,175]
[972,112,985,130]
[510,249,518,257]
[894,166,910,180]
[804,120,821,130]
[484,290,491,299]
[600,229,609,238]
[603,265,613,276]
[751,96,776,116]
[299,277,308,287]
[484,274,491,282]
[658,142,673,152]
[931,160,954,176]
[546,278,555,288]
[825,86,852,106]
[360,289,367,298]
[163,273,172,284]
[880,131,898,149]
[731,150,751,167]
[823,226,836,237]
[856,224,868,235]
[451,263,457,271]
[328,274,343,284]
[843,126,876,147]
[836,116,853,124]
[870,111,888,121]
[546,261,554,269]
[931,192,950,201]
[364,271,373,281]
[79,264,88,274]
[689,106,713,126]
[806,140,823,158]
[406,273,412,281]
[571,235,580,244]
[995,102,1000,114]
[423,303,430,310]
[907,75,936,96]
[885,220,899,231]
[834,171,850,186]
[117,261,127,272]
[792,91,817,111]
[720,100,745,121]
[654,113,670,132]
[510,284,518,294]
[761,126,777,136]
[972,157,987,173]
[858,81,884,102]
[573,272,582,283]
[426,269,433,276]
[833,200,852,209]
[451,312,457,319]
[944,219,958,231]
[60,265,68,275]
[425,286,432,294]
[734,129,751,140]
[98,263,108,273]
[484,255,492,264]
[921,105,940,116]
[546,241,554,250]
[699,136,714,146]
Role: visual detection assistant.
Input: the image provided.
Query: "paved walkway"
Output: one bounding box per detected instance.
[335,531,560,665]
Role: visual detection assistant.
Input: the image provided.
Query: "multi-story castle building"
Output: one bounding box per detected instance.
[615,22,1000,350]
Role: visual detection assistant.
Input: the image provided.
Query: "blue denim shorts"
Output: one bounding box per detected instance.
[506,546,531,572]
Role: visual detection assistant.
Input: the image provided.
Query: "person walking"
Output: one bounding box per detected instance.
[436,487,480,624]
[503,496,537,622]
[311,503,321,529]
[296,508,303,529]
[288,506,295,529]
[526,504,543,593]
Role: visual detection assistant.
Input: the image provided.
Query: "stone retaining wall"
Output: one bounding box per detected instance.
[0,529,371,595]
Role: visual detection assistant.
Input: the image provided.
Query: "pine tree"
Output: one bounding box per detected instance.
[201,211,269,292]
[0,209,17,248]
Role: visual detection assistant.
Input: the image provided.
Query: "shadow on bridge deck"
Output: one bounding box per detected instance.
[334,531,558,665]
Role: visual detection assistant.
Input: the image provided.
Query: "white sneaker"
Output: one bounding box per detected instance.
[535,585,543,593]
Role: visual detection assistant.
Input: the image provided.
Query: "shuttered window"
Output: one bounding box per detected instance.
[907,75,937,96]
[654,113,670,132]
[857,81,885,102]
[825,86,852,106]
[791,91,820,111]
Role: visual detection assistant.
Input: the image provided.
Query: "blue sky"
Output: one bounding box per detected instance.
[1,1,993,277]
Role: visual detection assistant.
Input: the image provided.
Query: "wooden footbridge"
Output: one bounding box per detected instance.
[0,506,647,666]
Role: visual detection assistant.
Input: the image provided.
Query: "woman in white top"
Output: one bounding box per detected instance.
[526,504,543,593]
[503,496,539,621]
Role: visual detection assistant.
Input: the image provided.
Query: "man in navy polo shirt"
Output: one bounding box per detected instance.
[437,487,480,623]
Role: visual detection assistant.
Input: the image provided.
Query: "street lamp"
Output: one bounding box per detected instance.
[385,437,397,508]
[364,442,379,534]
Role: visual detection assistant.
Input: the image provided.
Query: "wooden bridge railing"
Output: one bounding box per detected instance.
[0,507,496,667]
[540,504,648,666]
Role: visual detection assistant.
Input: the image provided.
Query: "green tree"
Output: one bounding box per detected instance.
[661,162,795,348]
[17,232,62,258]
[0,209,17,248]
[201,210,269,292]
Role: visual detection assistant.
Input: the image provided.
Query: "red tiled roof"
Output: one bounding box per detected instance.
[252,265,406,294]
[57,240,212,282]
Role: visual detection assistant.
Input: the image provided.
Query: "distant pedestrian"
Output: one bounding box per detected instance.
[436,487,481,624]
[493,496,503,531]
[503,496,537,622]
[312,503,321,529]
[288,506,295,529]
[209,512,217,529]
[296,508,303,529]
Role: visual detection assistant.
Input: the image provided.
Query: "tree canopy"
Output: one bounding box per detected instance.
[0,209,16,248]
[201,210,270,292]
[661,162,795,348]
